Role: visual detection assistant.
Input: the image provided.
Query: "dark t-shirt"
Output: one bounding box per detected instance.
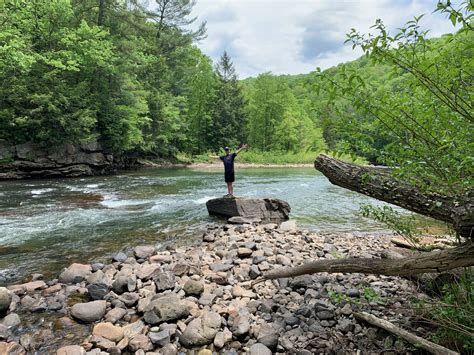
[220,153,237,174]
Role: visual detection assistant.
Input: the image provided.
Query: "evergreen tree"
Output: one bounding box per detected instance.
[211,51,247,150]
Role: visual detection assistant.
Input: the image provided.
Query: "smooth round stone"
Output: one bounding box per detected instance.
[93,322,124,342]
[70,300,106,323]
[249,343,272,355]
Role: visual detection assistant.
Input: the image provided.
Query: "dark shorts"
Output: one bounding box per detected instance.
[225,172,235,183]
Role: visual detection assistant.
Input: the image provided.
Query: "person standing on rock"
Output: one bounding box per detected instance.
[210,144,248,197]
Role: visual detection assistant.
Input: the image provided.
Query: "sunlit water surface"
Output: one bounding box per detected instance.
[0,167,398,284]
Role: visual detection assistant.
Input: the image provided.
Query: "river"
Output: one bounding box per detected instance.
[0,167,395,285]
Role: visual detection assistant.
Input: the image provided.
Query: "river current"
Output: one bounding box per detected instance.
[0,167,394,285]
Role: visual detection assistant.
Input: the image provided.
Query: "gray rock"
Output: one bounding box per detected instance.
[70,300,106,323]
[87,283,109,300]
[149,329,170,346]
[134,246,155,259]
[249,265,261,279]
[337,318,353,333]
[289,275,313,289]
[276,255,291,266]
[206,197,290,223]
[183,280,204,296]
[136,263,160,280]
[316,310,334,320]
[230,315,250,336]
[237,248,253,258]
[180,311,221,347]
[198,293,217,306]
[0,288,12,315]
[252,256,266,264]
[0,312,21,329]
[30,299,48,312]
[279,220,297,232]
[105,307,127,323]
[123,320,145,339]
[112,276,129,294]
[143,294,189,324]
[90,335,115,350]
[154,272,175,291]
[210,263,233,272]
[118,292,139,307]
[214,328,232,348]
[158,344,178,355]
[129,334,153,352]
[91,263,105,272]
[257,325,278,350]
[249,343,272,355]
[347,288,360,297]
[284,314,299,326]
[58,263,92,284]
[113,252,127,263]
[323,243,336,253]
[340,303,352,315]
[0,324,11,339]
[57,345,86,355]
[203,233,216,242]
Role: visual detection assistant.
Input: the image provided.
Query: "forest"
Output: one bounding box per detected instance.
[3,0,469,171]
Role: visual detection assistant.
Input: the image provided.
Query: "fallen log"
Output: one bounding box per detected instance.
[255,242,474,281]
[353,311,459,355]
[314,154,473,239]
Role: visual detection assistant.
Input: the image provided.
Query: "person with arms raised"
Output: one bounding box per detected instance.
[210,144,248,197]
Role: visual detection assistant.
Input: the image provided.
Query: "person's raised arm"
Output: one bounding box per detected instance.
[235,144,248,155]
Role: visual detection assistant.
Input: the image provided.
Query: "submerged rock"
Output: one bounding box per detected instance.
[206,197,290,222]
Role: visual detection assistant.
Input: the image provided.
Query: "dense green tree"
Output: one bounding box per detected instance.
[210,52,247,150]
[184,50,217,153]
[246,73,289,150]
[245,72,327,153]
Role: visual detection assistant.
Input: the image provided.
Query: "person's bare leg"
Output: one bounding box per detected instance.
[229,182,234,196]
[226,182,232,195]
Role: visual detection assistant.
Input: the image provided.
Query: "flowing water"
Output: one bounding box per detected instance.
[0,167,396,285]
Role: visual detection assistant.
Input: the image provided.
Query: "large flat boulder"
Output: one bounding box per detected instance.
[206,197,290,222]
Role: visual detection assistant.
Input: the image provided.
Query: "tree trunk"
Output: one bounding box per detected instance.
[353,312,459,355]
[314,154,473,239]
[259,242,474,280]
[98,0,106,26]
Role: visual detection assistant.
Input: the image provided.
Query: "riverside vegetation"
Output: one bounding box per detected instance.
[0,0,473,353]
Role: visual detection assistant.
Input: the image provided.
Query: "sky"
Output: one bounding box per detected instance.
[188,0,458,78]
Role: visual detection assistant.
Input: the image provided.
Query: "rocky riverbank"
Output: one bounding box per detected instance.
[0,222,431,354]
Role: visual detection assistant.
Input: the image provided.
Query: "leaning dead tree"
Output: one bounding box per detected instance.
[314,154,473,239]
[258,154,473,281]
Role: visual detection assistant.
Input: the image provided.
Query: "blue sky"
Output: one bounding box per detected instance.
[189,0,459,78]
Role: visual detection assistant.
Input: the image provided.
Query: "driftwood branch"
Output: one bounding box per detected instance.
[314,154,473,238]
[255,242,474,282]
[354,311,459,355]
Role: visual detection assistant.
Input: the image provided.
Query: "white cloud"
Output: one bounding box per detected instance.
[191,0,459,78]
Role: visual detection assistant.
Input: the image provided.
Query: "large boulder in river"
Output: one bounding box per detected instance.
[206,197,290,222]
